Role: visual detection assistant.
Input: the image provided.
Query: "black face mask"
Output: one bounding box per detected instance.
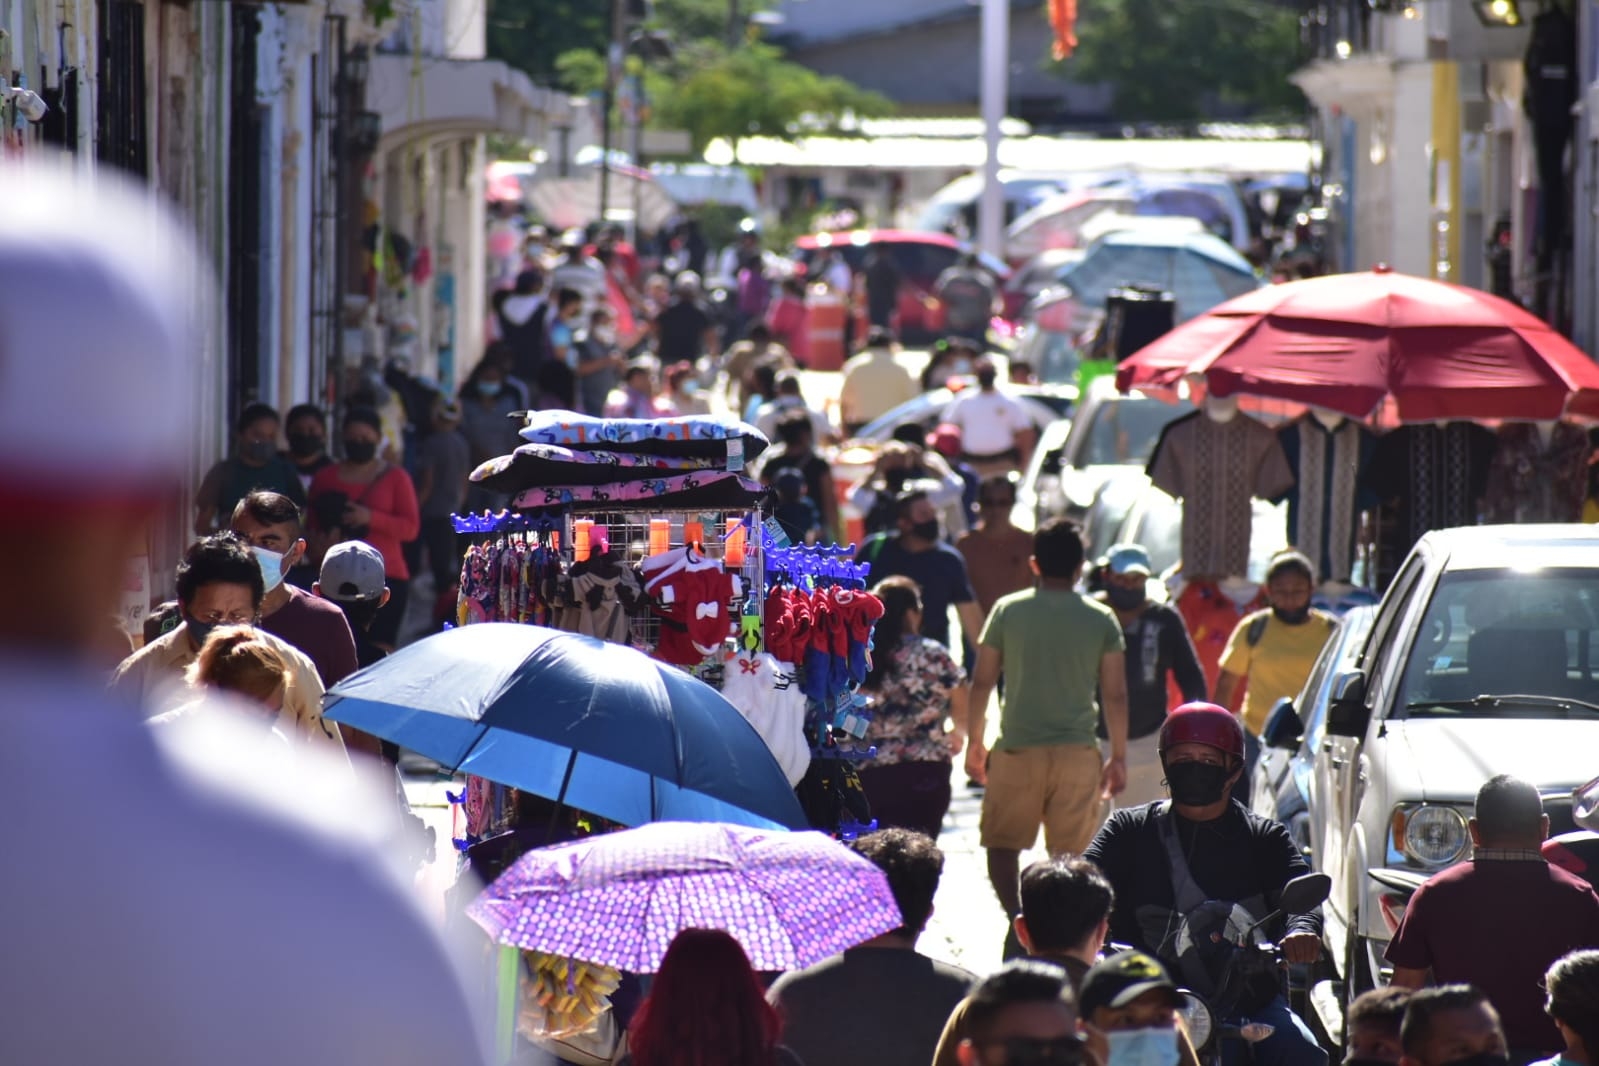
[287,432,325,459]
[1164,760,1233,806]
[1440,1055,1509,1066]
[909,519,941,542]
[1344,1059,1397,1066]
[1273,605,1312,625]
[241,440,276,465]
[344,440,378,464]
[1106,585,1146,610]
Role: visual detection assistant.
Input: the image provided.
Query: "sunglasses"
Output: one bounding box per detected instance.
[980,1036,1087,1066]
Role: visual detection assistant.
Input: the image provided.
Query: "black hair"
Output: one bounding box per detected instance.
[236,402,280,435]
[1018,857,1115,954]
[865,577,923,689]
[557,287,583,310]
[965,961,1076,1043]
[143,600,183,645]
[513,269,543,295]
[175,533,265,610]
[1400,986,1496,1056]
[891,422,927,447]
[1474,774,1545,844]
[1033,518,1085,580]
[894,487,931,523]
[747,323,772,344]
[750,362,779,396]
[865,326,896,349]
[343,405,383,436]
[776,410,813,447]
[1546,949,1599,1056]
[1266,550,1316,586]
[232,491,304,533]
[979,473,1017,507]
[285,404,326,429]
[1347,986,1413,1039]
[776,372,803,397]
[850,828,943,937]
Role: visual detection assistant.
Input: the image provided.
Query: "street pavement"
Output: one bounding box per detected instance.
[401,364,1039,977]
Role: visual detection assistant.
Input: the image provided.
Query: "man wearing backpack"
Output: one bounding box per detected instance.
[1213,551,1336,805]
[491,268,552,383]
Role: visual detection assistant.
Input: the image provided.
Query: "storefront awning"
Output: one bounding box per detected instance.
[367,53,579,150]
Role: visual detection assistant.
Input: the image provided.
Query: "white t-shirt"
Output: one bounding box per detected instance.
[0,658,492,1066]
[943,389,1033,456]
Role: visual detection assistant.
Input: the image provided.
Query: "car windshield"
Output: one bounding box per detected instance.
[1075,399,1185,466]
[1015,326,1082,385]
[1399,570,1599,717]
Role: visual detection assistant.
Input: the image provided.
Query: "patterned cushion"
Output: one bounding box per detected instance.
[470,442,719,493]
[518,409,770,462]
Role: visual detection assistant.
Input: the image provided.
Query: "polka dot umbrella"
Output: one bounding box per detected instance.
[466,821,903,973]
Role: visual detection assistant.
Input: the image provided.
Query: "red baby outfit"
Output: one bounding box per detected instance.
[641,547,742,666]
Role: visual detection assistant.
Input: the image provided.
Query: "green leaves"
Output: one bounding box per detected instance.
[1058,0,1305,122]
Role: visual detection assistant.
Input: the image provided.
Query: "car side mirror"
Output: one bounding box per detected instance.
[1262,698,1305,751]
[1325,670,1370,739]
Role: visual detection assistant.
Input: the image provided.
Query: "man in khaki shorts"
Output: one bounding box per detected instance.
[966,517,1129,937]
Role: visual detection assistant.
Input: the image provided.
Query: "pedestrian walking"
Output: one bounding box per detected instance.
[413,397,471,592]
[769,830,976,1066]
[921,336,979,393]
[1399,988,1508,1066]
[308,406,420,651]
[754,372,837,448]
[605,358,670,419]
[575,306,626,416]
[627,929,802,1066]
[767,276,810,367]
[966,518,1128,924]
[1092,544,1207,807]
[941,358,1036,477]
[854,487,983,653]
[491,269,551,383]
[314,540,392,671]
[950,962,1080,1066]
[664,361,711,416]
[1345,987,1412,1065]
[110,533,344,756]
[165,625,295,737]
[756,412,839,543]
[653,271,720,367]
[229,490,360,691]
[856,578,968,838]
[862,247,902,330]
[193,402,306,535]
[839,328,918,435]
[1539,950,1599,1066]
[934,252,999,343]
[0,157,490,1066]
[721,323,794,415]
[955,475,1036,617]
[283,403,334,494]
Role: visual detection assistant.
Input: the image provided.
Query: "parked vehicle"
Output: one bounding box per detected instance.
[789,230,1020,344]
[1313,525,1599,1011]
[1046,379,1189,523]
[1253,606,1379,860]
[1011,418,1075,533]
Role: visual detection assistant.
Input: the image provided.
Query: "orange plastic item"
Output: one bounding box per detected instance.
[725,519,747,566]
[684,521,704,550]
[649,519,671,556]
[805,286,847,371]
[573,520,593,562]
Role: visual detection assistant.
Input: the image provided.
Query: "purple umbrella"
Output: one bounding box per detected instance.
[466,821,903,972]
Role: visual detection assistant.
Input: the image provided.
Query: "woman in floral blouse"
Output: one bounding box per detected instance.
[857,576,969,838]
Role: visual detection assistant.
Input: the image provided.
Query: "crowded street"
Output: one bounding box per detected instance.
[9,0,1599,1064]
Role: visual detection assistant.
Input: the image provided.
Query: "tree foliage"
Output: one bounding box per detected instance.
[1059,0,1305,122]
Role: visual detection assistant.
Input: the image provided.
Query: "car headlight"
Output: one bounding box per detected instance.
[1393,804,1469,867]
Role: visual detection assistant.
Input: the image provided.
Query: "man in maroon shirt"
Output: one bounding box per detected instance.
[1387,776,1599,1059]
[230,490,360,690]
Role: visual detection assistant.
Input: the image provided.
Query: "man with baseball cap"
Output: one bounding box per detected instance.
[1084,703,1326,1066]
[1093,544,1207,808]
[316,540,392,671]
[0,157,489,1064]
[1077,951,1188,1066]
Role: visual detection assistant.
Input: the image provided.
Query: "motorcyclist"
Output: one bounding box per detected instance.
[1083,702,1328,1066]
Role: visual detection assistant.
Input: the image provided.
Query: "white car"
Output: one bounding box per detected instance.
[1316,525,1599,1004]
[1049,380,1197,524]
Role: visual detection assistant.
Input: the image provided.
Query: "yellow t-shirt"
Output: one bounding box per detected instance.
[1219,608,1337,736]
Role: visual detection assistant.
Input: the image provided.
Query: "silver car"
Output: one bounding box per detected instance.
[1316,525,1599,1005]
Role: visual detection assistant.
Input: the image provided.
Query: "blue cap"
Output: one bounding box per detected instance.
[1105,544,1152,576]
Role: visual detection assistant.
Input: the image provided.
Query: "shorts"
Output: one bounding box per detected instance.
[980,742,1107,854]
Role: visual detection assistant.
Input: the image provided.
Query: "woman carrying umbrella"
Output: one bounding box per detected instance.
[856,577,969,838]
[623,930,803,1066]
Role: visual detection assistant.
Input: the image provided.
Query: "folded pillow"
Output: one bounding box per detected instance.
[518,409,770,463]
[470,442,719,493]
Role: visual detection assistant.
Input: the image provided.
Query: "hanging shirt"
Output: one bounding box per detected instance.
[1147,412,1295,580]
[721,651,810,785]
[1275,417,1377,584]
[1365,423,1497,586]
[1482,421,1591,525]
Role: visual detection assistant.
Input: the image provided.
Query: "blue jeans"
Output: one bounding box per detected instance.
[1222,995,1327,1066]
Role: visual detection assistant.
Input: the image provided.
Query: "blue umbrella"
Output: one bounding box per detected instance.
[1056,230,1261,323]
[323,624,808,831]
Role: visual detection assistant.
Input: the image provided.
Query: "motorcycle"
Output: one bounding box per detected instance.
[1174,872,1333,1065]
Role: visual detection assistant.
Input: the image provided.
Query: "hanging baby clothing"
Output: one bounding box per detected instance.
[640,546,743,667]
[1276,416,1377,584]
[721,651,811,786]
[556,561,647,643]
[1482,422,1591,524]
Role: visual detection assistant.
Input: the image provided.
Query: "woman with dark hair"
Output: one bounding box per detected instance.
[308,406,420,650]
[627,929,800,1066]
[854,576,968,838]
[1540,949,1599,1066]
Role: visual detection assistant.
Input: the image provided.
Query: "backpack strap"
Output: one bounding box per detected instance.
[1155,801,1209,915]
[1245,611,1270,648]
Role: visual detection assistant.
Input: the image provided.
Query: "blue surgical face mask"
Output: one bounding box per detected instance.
[477,380,502,397]
[252,546,286,595]
[184,616,221,648]
[1104,1028,1180,1066]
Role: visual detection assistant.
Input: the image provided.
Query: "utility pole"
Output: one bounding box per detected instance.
[599,0,625,223]
[727,0,741,47]
[977,0,1008,259]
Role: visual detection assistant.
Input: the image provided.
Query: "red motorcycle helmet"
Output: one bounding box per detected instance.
[1158,702,1246,762]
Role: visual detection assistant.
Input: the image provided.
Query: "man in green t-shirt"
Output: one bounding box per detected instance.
[966,518,1130,924]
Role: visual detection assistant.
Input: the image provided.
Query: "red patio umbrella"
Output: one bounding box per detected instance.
[1115,266,1599,421]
